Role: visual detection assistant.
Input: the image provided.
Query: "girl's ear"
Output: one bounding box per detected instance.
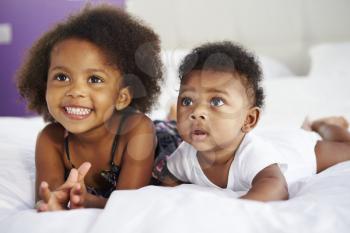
[241,107,261,133]
[115,87,132,111]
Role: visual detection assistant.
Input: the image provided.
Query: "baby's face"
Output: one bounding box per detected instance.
[177,70,251,153]
[46,38,122,134]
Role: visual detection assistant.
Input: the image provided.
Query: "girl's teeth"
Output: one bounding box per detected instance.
[65,107,91,115]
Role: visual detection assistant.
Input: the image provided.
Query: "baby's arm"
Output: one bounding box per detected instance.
[240,164,289,201]
[153,155,182,186]
[159,172,182,187]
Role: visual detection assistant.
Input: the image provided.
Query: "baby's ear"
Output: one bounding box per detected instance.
[242,107,261,133]
[115,87,132,111]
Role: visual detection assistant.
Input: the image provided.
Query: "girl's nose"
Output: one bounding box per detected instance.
[65,80,87,98]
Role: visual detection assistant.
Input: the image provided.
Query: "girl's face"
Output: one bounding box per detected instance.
[46,38,122,134]
[177,70,251,153]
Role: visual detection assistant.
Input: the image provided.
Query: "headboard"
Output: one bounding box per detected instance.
[126,0,350,75]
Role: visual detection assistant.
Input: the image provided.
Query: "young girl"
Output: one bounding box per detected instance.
[153,41,350,202]
[16,5,163,211]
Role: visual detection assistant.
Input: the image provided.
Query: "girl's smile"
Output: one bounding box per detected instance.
[62,106,92,120]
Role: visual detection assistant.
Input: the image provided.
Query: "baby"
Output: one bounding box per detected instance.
[154,41,350,201]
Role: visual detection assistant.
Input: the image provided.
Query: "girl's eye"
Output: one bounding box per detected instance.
[181,97,193,106]
[88,75,103,84]
[210,97,224,107]
[55,73,69,82]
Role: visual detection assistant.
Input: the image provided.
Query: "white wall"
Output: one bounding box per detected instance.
[126,0,350,75]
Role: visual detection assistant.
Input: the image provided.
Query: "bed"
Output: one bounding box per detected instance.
[1,42,350,232]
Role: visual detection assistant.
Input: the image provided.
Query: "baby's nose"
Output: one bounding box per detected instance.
[189,112,207,120]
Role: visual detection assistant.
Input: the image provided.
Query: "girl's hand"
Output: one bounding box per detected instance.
[69,162,91,209]
[36,169,79,212]
[69,183,86,209]
[36,182,68,212]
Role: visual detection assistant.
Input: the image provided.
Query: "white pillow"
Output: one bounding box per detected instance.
[150,50,188,120]
[258,55,294,78]
[308,42,350,78]
[0,117,45,210]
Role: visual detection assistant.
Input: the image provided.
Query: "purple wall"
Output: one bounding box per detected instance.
[0,0,125,116]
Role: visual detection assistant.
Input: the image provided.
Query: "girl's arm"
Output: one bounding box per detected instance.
[116,114,156,189]
[70,186,108,209]
[240,164,289,202]
[35,124,71,211]
[72,114,157,209]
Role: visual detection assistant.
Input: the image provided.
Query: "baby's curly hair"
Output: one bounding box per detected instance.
[17,4,163,122]
[178,41,264,108]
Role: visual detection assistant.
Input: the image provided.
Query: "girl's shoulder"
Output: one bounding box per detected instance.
[123,112,155,136]
[37,123,66,148]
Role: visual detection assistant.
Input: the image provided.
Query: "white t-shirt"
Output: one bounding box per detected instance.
[167,129,320,192]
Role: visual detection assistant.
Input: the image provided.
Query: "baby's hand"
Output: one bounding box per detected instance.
[69,162,91,209]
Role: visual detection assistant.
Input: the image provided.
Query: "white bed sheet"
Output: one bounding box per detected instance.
[1,161,350,233]
[1,73,350,232]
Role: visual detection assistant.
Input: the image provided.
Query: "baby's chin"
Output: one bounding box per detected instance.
[186,139,219,153]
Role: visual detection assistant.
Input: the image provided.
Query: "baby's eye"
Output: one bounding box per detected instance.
[210,97,224,107]
[88,75,103,84]
[55,73,70,82]
[181,97,193,106]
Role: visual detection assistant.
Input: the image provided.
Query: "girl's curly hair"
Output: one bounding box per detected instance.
[17,4,163,122]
